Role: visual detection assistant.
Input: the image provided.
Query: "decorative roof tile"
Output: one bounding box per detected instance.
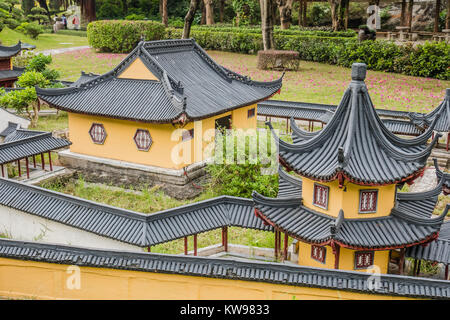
[37,39,282,123]
[269,63,440,186]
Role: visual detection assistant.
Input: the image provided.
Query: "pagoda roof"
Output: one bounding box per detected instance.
[269,63,440,186]
[0,42,22,59]
[406,221,450,265]
[408,89,450,132]
[36,39,282,124]
[0,66,25,81]
[0,128,71,164]
[253,190,449,250]
[277,166,302,198]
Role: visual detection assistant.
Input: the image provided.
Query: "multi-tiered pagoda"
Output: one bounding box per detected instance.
[253,63,449,274]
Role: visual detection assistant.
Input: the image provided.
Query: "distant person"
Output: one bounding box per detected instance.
[72,15,80,30]
[62,14,67,29]
[53,15,59,33]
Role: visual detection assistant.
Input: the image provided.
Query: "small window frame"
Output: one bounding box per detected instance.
[359,189,378,214]
[133,129,153,151]
[89,123,107,145]
[354,251,374,269]
[247,108,255,119]
[313,183,329,210]
[311,245,326,264]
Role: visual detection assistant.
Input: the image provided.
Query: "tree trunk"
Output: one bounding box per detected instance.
[344,0,349,30]
[400,0,406,25]
[183,0,200,39]
[78,0,96,23]
[260,0,275,50]
[277,0,294,29]
[159,0,163,16]
[302,0,307,27]
[434,0,441,33]
[298,0,303,26]
[201,0,206,24]
[219,0,225,22]
[447,0,450,29]
[204,0,215,25]
[407,0,413,29]
[162,0,168,27]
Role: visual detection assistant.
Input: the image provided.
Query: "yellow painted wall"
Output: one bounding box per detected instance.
[297,242,390,274]
[117,58,158,80]
[0,257,413,300]
[67,104,257,170]
[302,178,396,218]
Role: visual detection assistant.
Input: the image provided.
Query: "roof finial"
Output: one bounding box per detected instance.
[445,88,450,98]
[351,63,367,81]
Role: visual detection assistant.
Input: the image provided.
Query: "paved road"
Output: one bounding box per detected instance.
[38,46,91,56]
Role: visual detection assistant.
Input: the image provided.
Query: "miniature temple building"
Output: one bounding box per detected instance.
[36,39,282,196]
[0,42,26,88]
[408,88,450,151]
[0,124,71,179]
[253,63,449,274]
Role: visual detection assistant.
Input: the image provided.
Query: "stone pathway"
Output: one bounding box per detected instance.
[37,45,91,56]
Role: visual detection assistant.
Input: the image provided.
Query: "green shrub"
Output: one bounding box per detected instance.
[207,131,278,198]
[87,20,166,53]
[15,21,43,39]
[4,17,19,29]
[125,13,146,20]
[408,41,450,80]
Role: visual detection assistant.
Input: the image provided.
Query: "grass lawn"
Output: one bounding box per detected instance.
[50,48,450,114]
[0,27,88,51]
[41,177,287,255]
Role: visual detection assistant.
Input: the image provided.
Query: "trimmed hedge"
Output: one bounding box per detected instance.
[88,21,449,80]
[87,20,166,53]
[189,25,357,38]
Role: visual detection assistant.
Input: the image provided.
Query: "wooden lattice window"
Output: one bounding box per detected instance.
[182,128,194,142]
[134,129,152,151]
[89,123,106,144]
[359,190,378,213]
[354,251,374,269]
[313,183,329,209]
[311,245,326,263]
[247,108,255,118]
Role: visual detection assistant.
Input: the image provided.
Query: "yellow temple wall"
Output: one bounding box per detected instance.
[0,257,413,300]
[117,58,159,80]
[67,104,257,170]
[301,178,396,218]
[297,242,390,274]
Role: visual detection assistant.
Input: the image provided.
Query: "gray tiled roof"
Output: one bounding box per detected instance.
[0,42,21,58]
[0,130,71,164]
[277,166,302,198]
[0,66,25,81]
[269,63,440,186]
[0,122,19,137]
[409,89,450,133]
[0,238,448,299]
[434,159,450,191]
[258,99,414,120]
[0,178,271,247]
[37,39,282,123]
[406,221,450,264]
[253,191,449,250]
[396,172,447,219]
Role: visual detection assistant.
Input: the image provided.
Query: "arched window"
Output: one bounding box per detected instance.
[89,123,107,144]
[134,129,152,151]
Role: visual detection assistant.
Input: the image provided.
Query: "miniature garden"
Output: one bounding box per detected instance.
[0,0,449,300]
